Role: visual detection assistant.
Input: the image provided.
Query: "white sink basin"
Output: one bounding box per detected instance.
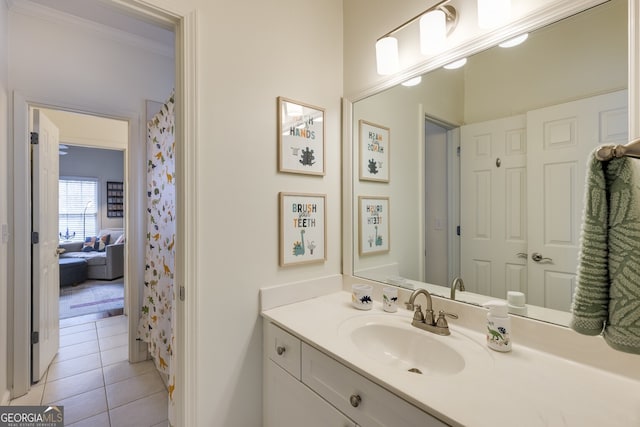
[338,314,493,376]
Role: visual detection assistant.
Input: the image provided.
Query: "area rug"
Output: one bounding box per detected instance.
[59,279,124,319]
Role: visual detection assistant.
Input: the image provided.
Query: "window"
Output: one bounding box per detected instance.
[59,178,98,242]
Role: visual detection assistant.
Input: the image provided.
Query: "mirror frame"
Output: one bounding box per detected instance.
[342,0,640,324]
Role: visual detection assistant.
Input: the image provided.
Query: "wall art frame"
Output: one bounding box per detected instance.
[106,181,124,218]
[278,96,326,175]
[279,192,327,266]
[358,196,390,255]
[359,120,390,182]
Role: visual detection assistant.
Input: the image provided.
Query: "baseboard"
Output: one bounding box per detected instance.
[1,389,10,406]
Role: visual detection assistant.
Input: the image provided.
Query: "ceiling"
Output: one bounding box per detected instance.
[24,0,174,48]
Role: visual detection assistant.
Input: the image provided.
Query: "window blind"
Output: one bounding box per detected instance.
[59,178,98,242]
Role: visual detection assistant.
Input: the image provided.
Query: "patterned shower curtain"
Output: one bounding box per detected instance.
[138,92,176,425]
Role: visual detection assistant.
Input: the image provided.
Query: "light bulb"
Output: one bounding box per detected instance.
[376,37,399,75]
[420,9,446,55]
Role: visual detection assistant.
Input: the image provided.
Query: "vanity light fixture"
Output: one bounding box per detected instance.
[375,1,459,75]
[420,9,446,54]
[401,76,422,87]
[499,33,529,48]
[477,0,511,29]
[443,57,467,69]
[375,36,400,75]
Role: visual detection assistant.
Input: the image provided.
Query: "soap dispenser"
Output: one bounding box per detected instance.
[483,300,511,352]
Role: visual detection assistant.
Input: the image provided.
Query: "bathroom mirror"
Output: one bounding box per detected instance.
[350,0,627,326]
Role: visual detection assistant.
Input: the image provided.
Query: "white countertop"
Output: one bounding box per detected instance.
[262,291,640,427]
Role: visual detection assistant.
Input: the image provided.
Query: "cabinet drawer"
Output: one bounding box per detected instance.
[266,322,301,379]
[301,343,448,427]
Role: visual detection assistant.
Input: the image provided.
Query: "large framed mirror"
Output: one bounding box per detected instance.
[346,0,629,326]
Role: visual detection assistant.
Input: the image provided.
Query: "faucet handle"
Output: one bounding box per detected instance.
[435,310,458,328]
[412,304,424,322]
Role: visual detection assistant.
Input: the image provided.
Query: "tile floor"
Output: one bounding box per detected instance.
[9,315,169,427]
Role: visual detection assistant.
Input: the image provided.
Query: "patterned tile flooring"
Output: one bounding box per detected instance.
[9,315,169,427]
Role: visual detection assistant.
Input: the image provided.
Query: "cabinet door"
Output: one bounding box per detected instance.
[265,360,356,427]
[265,322,302,379]
[301,344,447,427]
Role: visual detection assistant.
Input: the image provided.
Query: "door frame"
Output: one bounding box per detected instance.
[13,98,140,382]
[9,2,199,425]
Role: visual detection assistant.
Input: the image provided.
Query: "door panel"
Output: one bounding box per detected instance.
[461,91,626,311]
[31,109,60,382]
[527,90,627,310]
[461,115,528,298]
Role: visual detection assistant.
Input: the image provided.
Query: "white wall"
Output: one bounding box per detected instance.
[7,0,173,401]
[9,0,343,425]
[181,1,343,424]
[59,145,125,231]
[0,0,10,407]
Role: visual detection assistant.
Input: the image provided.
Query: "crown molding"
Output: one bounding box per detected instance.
[7,0,174,59]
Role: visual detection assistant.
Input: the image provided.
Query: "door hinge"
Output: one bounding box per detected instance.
[31,331,39,345]
[31,232,39,244]
[179,286,185,301]
[30,132,39,145]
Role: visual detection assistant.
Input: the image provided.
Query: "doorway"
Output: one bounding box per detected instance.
[9,0,195,424]
[55,125,127,323]
[423,117,460,286]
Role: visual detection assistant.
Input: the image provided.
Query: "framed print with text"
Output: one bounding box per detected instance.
[358,196,390,255]
[279,192,327,266]
[359,120,389,182]
[278,97,325,175]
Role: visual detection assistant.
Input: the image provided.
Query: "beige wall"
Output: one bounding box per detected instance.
[42,109,128,150]
[346,0,625,291]
[343,0,569,98]
[353,68,463,281]
[464,0,627,123]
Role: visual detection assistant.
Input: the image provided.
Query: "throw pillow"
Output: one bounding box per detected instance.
[95,234,111,252]
[114,234,125,245]
[82,236,97,252]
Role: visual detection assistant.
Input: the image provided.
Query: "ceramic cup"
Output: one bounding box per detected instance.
[351,284,373,310]
[382,286,398,312]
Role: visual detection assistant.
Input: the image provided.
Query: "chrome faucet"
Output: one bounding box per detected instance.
[406,288,458,336]
[450,277,465,300]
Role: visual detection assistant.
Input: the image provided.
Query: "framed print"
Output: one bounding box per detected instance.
[358,196,390,255]
[279,192,327,266]
[278,97,325,175]
[359,120,390,182]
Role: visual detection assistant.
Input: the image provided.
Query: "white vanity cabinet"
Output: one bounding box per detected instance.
[264,322,357,427]
[264,322,448,427]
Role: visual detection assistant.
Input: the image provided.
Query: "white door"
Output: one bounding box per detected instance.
[461,115,528,298]
[526,90,628,310]
[31,108,61,382]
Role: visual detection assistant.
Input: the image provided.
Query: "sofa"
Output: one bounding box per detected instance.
[59,228,125,281]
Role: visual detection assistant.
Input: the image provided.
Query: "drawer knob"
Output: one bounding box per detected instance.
[349,394,362,408]
[276,345,286,356]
